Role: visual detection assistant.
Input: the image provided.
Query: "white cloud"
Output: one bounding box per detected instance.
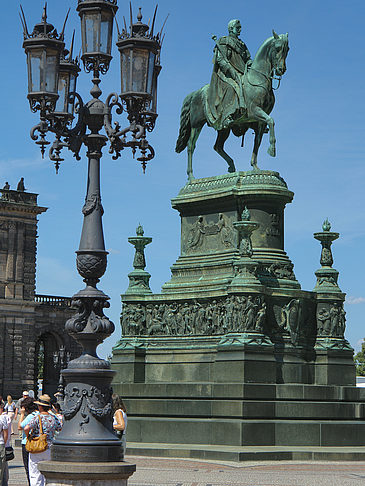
[107,248,121,255]
[347,296,365,305]
[356,339,364,351]
[0,155,47,173]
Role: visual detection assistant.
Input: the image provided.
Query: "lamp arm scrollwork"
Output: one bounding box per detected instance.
[104,93,127,160]
[47,92,86,168]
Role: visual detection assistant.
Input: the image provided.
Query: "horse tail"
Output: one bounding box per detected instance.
[175,92,193,153]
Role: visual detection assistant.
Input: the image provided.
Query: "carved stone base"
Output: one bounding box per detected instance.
[38,461,136,486]
[218,331,272,346]
[230,257,262,289]
[126,269,152,295]
[314,267,341,292]
[315,336,352,351]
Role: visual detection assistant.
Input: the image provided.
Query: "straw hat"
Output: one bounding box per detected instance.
[34,394,52,407]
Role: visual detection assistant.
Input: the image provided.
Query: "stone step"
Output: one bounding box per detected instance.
[126,417,365,447]
[126,442,365,462]
[124,397,365,420]
[115,382,365,401]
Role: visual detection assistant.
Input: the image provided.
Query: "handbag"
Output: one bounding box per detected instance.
[5,446,14,461]
[25,415,48,454]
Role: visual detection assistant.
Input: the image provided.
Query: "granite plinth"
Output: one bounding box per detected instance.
[38,461,136,485]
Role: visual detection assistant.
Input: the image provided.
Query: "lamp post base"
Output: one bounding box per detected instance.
[38,461,136,485]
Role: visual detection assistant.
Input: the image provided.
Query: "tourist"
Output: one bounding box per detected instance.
[1,409,11,486]
[112,394,127,456]
[18,397,38,486]
[4,396,17,435]
[51,402,63,429]
[17,391,29,410]
[24,395,61,486]
[0,402,9,485]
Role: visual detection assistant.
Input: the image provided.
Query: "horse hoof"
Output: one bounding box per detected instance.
[228,166,236,173]
[188,174,195,183]
[267,146,276,157]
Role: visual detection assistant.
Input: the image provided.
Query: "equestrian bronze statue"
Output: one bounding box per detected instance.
[175,19,289,181]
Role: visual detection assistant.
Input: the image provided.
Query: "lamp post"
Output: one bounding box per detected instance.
[21,0,163,465]
[53,345,71,402]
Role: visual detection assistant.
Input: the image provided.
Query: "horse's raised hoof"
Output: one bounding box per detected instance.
[267,145,276,157]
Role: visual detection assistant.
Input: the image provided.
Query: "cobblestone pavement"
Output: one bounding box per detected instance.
[127,456,365,486]
[7,449,365,485]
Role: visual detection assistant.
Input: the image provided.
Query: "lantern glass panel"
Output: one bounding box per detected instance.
[28,49,42,93]
[120,49,131,93]
[151,72,158,113]
[45,49,58,93]
[100,10,113,54]
[132,48,148,93]
[68,74,77,114]
[146,52,156,95]
[55,71,68,112]
[84,12,100,53]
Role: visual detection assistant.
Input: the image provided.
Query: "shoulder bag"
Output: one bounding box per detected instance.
[5,446,14,461]
[25,415,48,453]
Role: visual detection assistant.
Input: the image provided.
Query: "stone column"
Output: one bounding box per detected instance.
[15,221,24,299]
[5,221,16,298]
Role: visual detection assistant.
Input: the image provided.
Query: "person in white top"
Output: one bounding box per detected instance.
[4,396,17,435]
[2,412,12,486]
[0,402,9,484]
[112,394,127,457]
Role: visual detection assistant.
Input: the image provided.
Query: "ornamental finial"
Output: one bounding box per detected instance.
[136,223,144,236]
[322,218,331,232]
[137,7,143,23]
[241,206,250,221]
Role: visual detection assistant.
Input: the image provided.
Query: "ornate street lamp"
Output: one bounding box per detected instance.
[21,0,164,464]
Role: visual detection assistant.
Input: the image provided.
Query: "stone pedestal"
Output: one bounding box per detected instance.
[38,461,136,486]
[111,171,358,460]
[162,171,300,294]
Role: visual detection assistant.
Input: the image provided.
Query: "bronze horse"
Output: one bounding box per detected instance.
[175,31,289,181]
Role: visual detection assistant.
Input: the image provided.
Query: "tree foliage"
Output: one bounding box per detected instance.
[354,339,365,376]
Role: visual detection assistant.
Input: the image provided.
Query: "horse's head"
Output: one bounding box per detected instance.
[270,31,289,77]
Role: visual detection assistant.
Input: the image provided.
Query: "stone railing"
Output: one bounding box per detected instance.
[35,294,72,307]
[0,189,38,205]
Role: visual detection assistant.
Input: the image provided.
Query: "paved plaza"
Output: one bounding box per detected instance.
[6,447,365,485]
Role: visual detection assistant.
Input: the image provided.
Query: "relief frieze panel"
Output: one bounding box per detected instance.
[181,213,236,254]
[121,295,268,337]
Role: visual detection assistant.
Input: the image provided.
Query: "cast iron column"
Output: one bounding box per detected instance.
[51,80,121,462]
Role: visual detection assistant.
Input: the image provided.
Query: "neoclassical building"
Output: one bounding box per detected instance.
[0,183,80,397]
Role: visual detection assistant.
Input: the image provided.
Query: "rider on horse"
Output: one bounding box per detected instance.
[206,19,252,131]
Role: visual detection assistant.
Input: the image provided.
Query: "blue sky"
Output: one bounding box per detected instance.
[1,0,365,358]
